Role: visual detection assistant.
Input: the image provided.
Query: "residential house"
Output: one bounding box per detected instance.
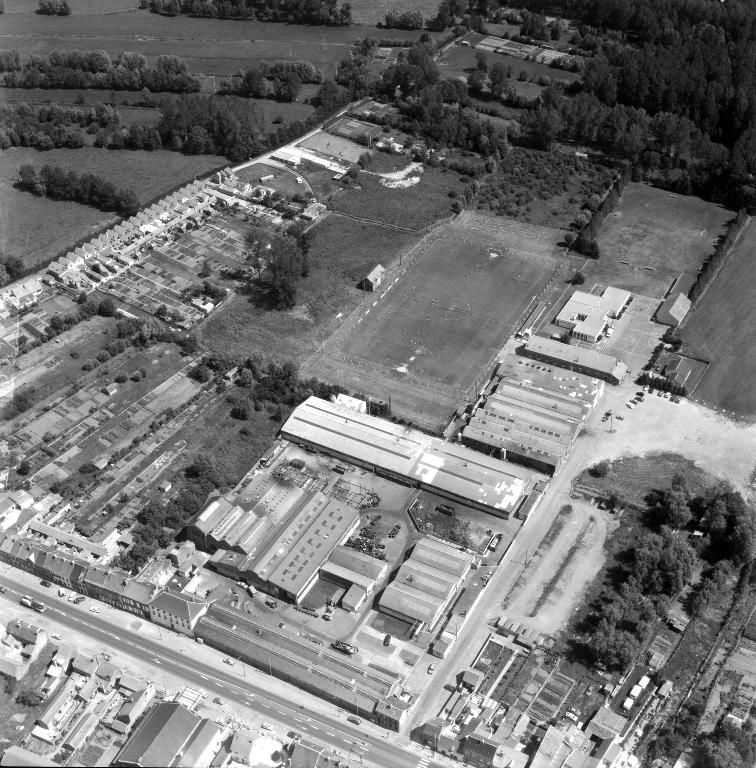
[0,619,48,680]
[359,265,386,292]
[112,685,156,735]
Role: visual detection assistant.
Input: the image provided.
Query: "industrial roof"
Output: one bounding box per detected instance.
[322,545,386,590]
[656,292,691,326]
[281,398,531,514]
[523,337,627,380]
[484,393,579,444]
[116,702,202,768]
[378,537,473,627]
[493,380,590,422]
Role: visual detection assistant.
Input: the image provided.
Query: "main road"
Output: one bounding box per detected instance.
[0,572,444,768]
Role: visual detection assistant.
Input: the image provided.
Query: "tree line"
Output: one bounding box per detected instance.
[573,471,755,670]
[0,102,120,151]
[0,49,199,93]
[148,0,352,25]
[219,60,322,103]
[17,164,140,218]
[383,8,424,29]
[504,0,756,209]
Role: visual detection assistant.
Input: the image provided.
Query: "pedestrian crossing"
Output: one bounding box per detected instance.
[417,754,431,768]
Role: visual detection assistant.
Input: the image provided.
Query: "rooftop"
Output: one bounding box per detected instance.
[522,337,627,380]
[281,397,533,515]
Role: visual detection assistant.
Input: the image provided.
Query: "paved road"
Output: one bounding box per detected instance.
[0,572,446,768]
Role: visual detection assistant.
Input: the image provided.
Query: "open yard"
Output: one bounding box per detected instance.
[592,183,734,298]
[199,214,418,361]
[680,216,756,419]
[0,146,226,271]
[304,212,568,427]
[331,166,466,230]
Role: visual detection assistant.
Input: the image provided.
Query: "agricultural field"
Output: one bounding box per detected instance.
[591,183,734,299]
[199,214,418,361]
[331,166,466,230]
[349,0,439,25]
[0,146,226,270]
[0,2,412,74]
[680,217,756,419]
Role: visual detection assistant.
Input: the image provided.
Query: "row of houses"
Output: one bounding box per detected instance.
[0,532,210,636]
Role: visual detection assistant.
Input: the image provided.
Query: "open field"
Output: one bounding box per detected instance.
[0,3,417,75]
[349,0,439,25]
[0,146,226,270]
[304,212,569,427]
[680,216,756,419]
[331,166,466,230]
[199,214,418,361]
[592,183,734,298]
[575,453,719,510]
[501,501,612,635]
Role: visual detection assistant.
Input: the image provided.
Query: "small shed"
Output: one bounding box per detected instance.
[359,264,386,292]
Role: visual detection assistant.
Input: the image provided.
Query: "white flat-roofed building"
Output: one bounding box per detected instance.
[556,286,631,342]
[281,397,534,518]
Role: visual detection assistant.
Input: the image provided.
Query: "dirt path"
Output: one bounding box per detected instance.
[502,501,613,635]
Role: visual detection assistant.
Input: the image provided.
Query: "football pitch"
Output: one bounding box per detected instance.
[316,214,565,413]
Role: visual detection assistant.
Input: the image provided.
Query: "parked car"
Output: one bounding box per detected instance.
[616,415,624,421]
[265,599,277,609]
[427,663,436,674]
[89,605,100,613]
[51,633,61,641]
[347,716,361,725]
[73,596,85,604]
[223,658,235,666]
[261,722,272,730]
[0,586,6,594]
[40,580,51,588]
[383,634,392,647]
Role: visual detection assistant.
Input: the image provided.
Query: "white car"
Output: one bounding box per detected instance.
[68,594,77,602]
[89,606,100,613]
[223,658,234,666]
[51,633,61,641]
[261,722,272,730]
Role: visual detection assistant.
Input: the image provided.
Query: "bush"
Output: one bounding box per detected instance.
[589,460,610,478]
[114,374,127,384]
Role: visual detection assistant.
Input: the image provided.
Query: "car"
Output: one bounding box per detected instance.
[636,391,645,397]
[40,580,51,588]
[278,622,286,629]
[223,658,235,666]
[0,586,6,594]
[605,327,614,337]
[663,392,670,398]
[428,663,436,674]
[265,599,277,609]
[323,614,332,621]
[73,596,85,604]
[89,606,100,613]
[626,403,634,409]
[347,716,361,725]
[616,415,624,421]
[261,722,272,730]
[643,385,649,392]
[51,633,61,641]
[383,634,392,647]
[657,390,664,397]
[68,593,77,602]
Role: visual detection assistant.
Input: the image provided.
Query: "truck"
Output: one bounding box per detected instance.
[246,585,257,597]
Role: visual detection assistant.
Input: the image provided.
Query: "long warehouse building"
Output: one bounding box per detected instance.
[280,397,535,518]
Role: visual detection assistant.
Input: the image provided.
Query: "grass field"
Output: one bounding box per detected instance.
[0,3,415,75]
[576,453,716,510]
[301,212,566,431]
[199,214,418,361]
[0,146,226,270]
[592,183,734,298]
[680,217,756,419]
[331,166,465,230]
[331,227,558,389]
[349,0,439,25]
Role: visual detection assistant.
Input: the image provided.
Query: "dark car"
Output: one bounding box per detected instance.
[40,580,52,588]
[0,586,6,594]
[383,634,392,647]
[73,596,85,604]
[347,716,361,725]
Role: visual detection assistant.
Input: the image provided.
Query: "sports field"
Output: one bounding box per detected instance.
[306,213,566,427]
[681,217,756,419]
[592,184,734,298]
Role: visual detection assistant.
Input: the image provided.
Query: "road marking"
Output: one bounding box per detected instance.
[200,674,209,679]
[152,658,161,664]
